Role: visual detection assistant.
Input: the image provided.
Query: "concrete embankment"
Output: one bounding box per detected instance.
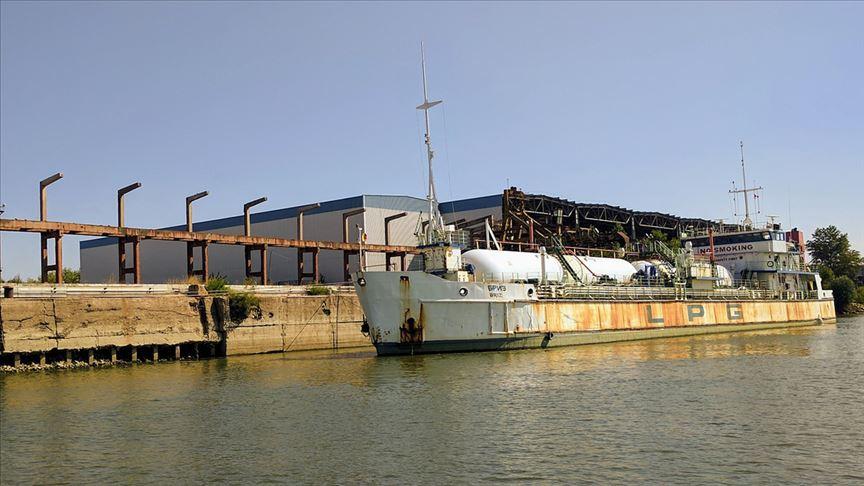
[0,285,370,370]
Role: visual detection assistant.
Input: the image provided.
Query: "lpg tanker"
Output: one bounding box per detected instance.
[353,51,836,356]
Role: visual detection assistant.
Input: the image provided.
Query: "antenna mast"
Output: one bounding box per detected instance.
[728,141,763,228]
[416,42,444,243]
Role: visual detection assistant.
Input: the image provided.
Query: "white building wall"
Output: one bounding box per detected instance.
[79,195,431,284]
[362,206,423,272]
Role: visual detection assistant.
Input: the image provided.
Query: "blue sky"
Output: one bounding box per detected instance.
[1,1,862,279]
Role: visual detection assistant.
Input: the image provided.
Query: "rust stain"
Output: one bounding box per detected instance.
[531,299,832,334]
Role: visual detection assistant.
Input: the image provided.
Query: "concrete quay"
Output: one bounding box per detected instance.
[0,285,370,371]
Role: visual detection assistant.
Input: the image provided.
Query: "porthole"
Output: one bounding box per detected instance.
[527,288,535,297]
[458,287,468,297]
[357,277,367,287]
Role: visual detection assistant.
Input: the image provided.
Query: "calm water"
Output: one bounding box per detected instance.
[2,317,863,485]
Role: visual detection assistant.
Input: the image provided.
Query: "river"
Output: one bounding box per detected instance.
[2,317,862,484]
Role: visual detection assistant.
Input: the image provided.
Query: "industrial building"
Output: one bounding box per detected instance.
[79,194,498,284]
[78,190,717,284]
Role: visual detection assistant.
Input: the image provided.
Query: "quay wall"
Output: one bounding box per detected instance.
[0,291,371,357]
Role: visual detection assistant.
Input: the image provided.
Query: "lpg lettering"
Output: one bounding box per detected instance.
[727,304,743,320]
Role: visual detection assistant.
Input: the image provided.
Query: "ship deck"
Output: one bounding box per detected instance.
[535,284,823,302]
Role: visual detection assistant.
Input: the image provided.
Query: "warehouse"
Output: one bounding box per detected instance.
[78,189,714,284]
[80,194,450,284]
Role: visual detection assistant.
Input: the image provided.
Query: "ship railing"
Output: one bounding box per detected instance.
[535,285,799,302]
[473,271,546,283]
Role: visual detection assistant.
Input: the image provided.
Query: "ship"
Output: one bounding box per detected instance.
[353,46,836,356]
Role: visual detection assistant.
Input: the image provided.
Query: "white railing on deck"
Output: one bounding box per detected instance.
[535,285,821,302]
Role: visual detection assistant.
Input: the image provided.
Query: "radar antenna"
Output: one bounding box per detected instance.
[416,42,444,243]
[728,141,763,228]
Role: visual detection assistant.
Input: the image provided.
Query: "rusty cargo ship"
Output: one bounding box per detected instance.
[353,48,836,356]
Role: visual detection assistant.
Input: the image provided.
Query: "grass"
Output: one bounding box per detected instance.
[306,285,331,295]
[205,273,229,292]
[228,291,261,322]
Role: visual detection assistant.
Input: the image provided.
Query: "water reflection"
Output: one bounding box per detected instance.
[1,319,861,484]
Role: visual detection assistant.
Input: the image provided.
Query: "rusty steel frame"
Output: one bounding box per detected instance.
[500,188,726,252]
[185,191,209,281]
[242,197,268,284]
[342,209,365,281]
[0,219,417,252]
[38,173,64,283]
[1,218,420,285]
[384,212,407,271]
[117,182,143,283]
[296,203,321,284]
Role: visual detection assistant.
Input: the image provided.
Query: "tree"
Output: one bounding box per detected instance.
[807,226,862,280]
[829,276,856,315]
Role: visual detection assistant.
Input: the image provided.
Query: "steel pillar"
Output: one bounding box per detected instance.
[296,203,321,284]
[384,212,407,271]
[41,230,63,283]
[187,241,209,282]
[245,244,268,285]
[342,209,365,282]
[118,236,141,283]
[39,173,64,283]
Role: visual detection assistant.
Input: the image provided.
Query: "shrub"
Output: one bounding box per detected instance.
[39,268,80,284]
[206,273,229,292]
[228,291,261,322]
[856,287,864,305]
[62,268,81,283]
[829,276,856,315]
[306,285,331,295]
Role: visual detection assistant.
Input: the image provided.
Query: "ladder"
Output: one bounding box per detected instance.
[547,235,583,284]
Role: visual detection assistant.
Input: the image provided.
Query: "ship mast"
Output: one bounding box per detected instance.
[416,42,444,243]
[729,141,763,228]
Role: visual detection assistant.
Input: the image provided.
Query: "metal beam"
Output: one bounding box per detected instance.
[39,173,63,222]
[1,218,420,253]
[384,212,407,272]
[243,197,267,237]
[185,191,209,232]
[342,209,366,281]
[185,191,209,282]
[296,203,321,284]
[117,182,142,228]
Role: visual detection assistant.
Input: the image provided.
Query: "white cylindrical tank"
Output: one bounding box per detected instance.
[563,255,637,284]
[462,249,564,282]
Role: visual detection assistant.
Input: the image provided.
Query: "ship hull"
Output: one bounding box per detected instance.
[355,271,836,357]
[372,319,829,355]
